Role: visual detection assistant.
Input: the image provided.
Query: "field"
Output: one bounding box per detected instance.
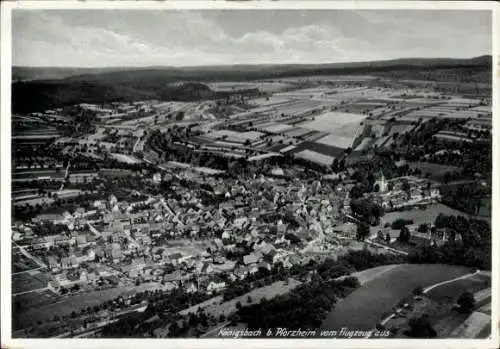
[354,137,374,151]
[13,289,58,310]
[294,149,334,167]
[14,282,167,327]
[283,127,316,138]
[426,274,491,302]
[12,250,39,273]
[300,111,367,132]
[258,122,295,134]
[209,82,291,93]
[380,203,472,227]
[315,134,354,149]
[347,265,399,285]
[182,279,303,320]
[408,162,461,182]
[12,271,51,294]
[109,153,142,164]
[12,170,65,181]
[321,264,471,331]
[449,312,490,338]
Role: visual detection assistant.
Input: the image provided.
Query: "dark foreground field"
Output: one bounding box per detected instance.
[321,264,472,331]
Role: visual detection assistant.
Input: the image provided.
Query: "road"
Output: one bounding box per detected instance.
[12,266,43,276]
[59,160,71,191]
[365,268,481,338]
[13,243,47,269]
[87,222,102,238]
[132,137,143,153]
[364,239,409,256]
[200,321,230,338]
[13,287,49,297]
[423,269,480,294]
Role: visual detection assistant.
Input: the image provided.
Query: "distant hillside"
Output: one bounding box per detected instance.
[13,56,491,82]
[12,56,491,113]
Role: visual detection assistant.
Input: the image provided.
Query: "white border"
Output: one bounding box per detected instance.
[1,2,499,349]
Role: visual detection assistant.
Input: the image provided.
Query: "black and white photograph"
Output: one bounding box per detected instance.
[1,1,498,348]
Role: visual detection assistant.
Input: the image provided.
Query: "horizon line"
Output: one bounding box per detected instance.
[12,54,492,70]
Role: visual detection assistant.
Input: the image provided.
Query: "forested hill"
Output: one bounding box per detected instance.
[12,55,491,113]
[13,55,491,82]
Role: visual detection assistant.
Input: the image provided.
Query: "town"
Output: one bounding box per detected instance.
[11,64,492,339]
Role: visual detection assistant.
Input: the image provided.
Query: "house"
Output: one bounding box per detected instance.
[61,256,79,269]
[167,253,183,266]
[121,258,146,278]
[30,237,49,250]
[257,261,271,271]
[152,173,162,183]
[248,264,259,274]
[206,278,226,294]
[12,231,23,241]
[195,261,213,275]
[243,253,260,265]
[185,281,198,294]
[75,234,88,246]
[233,265,248,280]
[374,171,388,193]
[96,265,115,277]
[221,230,231,240]
[32,213,65,224]
[47,255,60,270]
[163,270,182,283]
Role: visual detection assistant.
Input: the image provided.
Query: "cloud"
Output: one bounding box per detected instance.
[12,10,492,67]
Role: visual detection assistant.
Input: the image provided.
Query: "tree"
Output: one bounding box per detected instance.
[350,186,364,199]
[457,292,475,313]
[417,224,429,234]
[406,314,437,338]
[402,180,411,199]
[398,226,411,244]
[356,223,370,241]
[412,286,423,296]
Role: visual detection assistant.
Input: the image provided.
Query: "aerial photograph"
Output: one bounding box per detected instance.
[8,8,493,340]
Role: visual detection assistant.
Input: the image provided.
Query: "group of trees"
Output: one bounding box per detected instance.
[99,287,214,337]
[391,218,414,230]
[98,250,405,337]
[350,198,384,226]
[237,276,360,333]
[440,183,490,216]
[409,214,491,270]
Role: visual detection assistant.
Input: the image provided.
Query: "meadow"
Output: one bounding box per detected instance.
[321,264,471,331]
[426,274,490,302]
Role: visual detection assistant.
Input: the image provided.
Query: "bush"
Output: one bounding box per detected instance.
[406,314,437,338]
[391,219,414,230]
[412,286,423,296]
[457,292,475,313]
[417,224,429,233]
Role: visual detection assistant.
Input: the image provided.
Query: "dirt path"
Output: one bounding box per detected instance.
[423,270,479,294]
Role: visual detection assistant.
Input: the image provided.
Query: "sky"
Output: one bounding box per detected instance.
[12,10,492,67]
